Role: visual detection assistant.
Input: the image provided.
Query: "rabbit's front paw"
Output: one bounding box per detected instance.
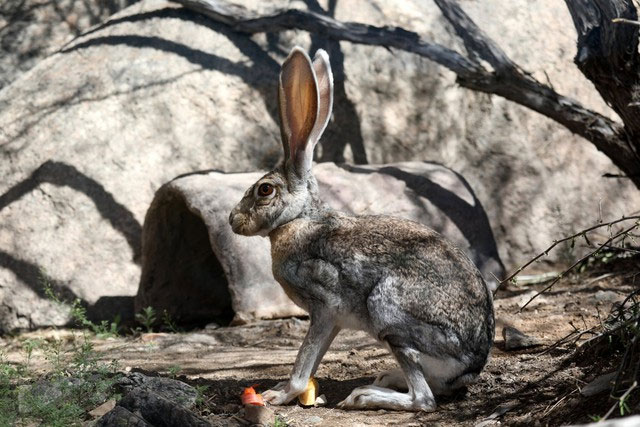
[263,383,296,406]
[263,388,288,405]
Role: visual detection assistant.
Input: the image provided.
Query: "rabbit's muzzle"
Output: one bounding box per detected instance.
[229,210,249,235]
[229,205,268,236]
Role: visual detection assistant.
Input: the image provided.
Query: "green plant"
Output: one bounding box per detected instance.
[273,415,289,427]
[23,339,42,370]
[194,384,209,407]
[42,271,121,338]
[69,299,121,338]
[162,309,182,333]
[135,306,157,333]
[167,364,183,378]
[0,336,122,426]
[0,270,126,425]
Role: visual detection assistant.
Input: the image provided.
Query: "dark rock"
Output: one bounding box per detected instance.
[580,372,616,397]
[502,326,542,351]
[119,388,210,427]
[96,406,152,427]
[117,372,198,409]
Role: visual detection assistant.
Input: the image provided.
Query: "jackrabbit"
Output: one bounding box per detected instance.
[229,47,494,412]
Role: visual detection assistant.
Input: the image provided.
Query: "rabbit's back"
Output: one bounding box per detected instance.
[270,213,494,363]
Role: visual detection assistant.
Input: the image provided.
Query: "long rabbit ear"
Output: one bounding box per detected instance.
[308,49,333,148]
[278,47,318,175]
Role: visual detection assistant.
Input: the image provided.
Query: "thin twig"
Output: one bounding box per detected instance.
[601,243,640,254]
[519,220,640,312]
[502,216,640,285]
[612,17,640,27]
[542,326,598,354]
[602,381,637,421]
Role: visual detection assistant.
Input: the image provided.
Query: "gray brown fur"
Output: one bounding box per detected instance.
[229,46,494,412]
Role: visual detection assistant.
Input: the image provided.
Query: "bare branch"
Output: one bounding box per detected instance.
[501,215,640,285]
[176,0,482,77]
[517,218,640,312]
[565,0,640,164]
[432,0,518,74]
[174,0,640,188]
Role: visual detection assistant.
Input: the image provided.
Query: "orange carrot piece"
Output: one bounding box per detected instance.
[241,385,265,406]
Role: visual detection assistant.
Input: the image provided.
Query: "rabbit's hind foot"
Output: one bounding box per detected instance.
[337,385,436,412]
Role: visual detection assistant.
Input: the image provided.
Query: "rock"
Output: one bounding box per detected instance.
[580,372,616,397]
[96,406,152,427]
[89,399,117,417]
[117,372,198,409]
[140,332,170,343]
[595,290,620,303]
[137,162,504,323]
[0,0,134,91]
[305,416,324,424]
[475,401,519,426]
[315,394,328,406]
[502,326,542,351]
[180,333,219,346]
[243,405,274,425]
[118,387,210,427]
[1,0,637,331]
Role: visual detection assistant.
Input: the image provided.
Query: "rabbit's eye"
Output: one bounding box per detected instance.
[257,183,275,197]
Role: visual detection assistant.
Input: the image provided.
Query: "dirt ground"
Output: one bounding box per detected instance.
[2,260,639,426]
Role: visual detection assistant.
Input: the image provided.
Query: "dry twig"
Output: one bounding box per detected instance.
[518,219,640,311]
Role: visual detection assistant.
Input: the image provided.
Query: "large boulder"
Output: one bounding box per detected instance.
[0,0,637,330]
[136,162,504,325]
[0,0,136,91]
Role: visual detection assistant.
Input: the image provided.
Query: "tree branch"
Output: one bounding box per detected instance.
[565,0,640,163]
[174,0,640,187]
[176,0,482,77]
[432,0,518,74]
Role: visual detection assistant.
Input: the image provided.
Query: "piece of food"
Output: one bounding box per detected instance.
[241,385,265,406]
[298,377,319,406]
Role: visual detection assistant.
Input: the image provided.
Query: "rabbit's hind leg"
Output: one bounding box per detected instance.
[373,369,407,390]
[337,345,436,412]
[420,355,469,396]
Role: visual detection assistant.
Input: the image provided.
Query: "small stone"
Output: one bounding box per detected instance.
[502,326,542,351]
[595,290,619,303]
[244,405,274,425]
[581,372,616,397]
[140,333,169,343]
[205,322,221,330]
[305,416,323,424]
[181,333,218,346]
[89,399,116,417]
[315,394,327,406]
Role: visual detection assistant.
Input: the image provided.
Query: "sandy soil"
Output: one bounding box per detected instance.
[1,261,638,426]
